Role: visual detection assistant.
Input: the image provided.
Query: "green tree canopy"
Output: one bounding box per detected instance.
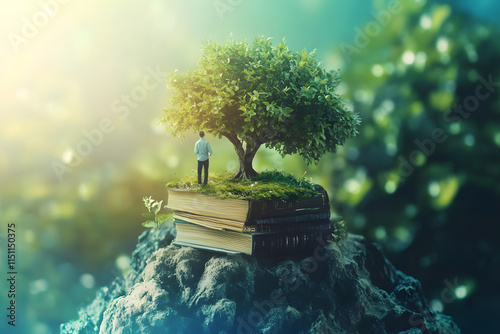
[161,36,360,179]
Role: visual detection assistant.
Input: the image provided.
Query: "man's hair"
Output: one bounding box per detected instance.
[199,130,205,137]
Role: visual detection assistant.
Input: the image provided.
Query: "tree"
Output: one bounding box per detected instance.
[161,36,360,179]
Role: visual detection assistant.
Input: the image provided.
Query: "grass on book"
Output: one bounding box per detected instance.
[166,170,323,202]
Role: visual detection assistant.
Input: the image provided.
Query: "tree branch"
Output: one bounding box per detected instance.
[245,138,261,156]
[246,144,261,161]
[221,131,244,154]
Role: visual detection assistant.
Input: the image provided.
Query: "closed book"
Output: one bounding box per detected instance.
[173,220,333,256]
[166,187,330,228]
[173,211,332,232]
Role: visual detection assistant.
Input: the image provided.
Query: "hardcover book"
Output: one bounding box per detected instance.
[166,187,330,232]
[173,220,333,256]
[173,210,332,232]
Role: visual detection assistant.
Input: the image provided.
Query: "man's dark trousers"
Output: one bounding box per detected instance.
[198,159,209,185]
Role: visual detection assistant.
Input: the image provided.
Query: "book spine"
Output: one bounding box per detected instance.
[252,211,331,225]
[242,221,333,233]
[246,187,330,220]
[251,230,332,256]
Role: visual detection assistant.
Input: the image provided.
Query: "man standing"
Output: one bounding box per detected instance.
[194,130,212,186]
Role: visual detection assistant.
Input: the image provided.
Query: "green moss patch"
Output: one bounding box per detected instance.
[166,170,324,202]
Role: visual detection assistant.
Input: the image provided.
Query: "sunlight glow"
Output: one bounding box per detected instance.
[30,279,49,295]
[494,132,500,146]
[464,134,475,147]
[437,37,450,53]
[116,254,131,272]
[454,285,468,299]
[385,180,397,194]
[402,50,415,65]
[79,273,95,289]
[345,179,361,194]
[62,149,74,164]
[371,64,384,77]
[415,51,427,68]
[430,299,444,313]
[428,181,440,197]
[167,155,179,168]
[420,15,432,29]
[374,226,387,240]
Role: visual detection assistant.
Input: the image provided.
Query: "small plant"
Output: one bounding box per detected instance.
[141,196,174,228]
[331,219,348,243]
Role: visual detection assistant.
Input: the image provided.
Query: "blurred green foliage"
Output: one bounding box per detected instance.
[331,0,500,330]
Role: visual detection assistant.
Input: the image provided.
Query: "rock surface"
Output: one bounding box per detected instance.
[61,223,460,334]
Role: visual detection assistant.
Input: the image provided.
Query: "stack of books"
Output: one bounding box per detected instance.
[167,187,334,256]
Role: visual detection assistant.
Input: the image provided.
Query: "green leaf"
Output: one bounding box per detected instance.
[142,220,157,228]
[154,200,164,214]
[157,213,174,223]
[141,213,155,219]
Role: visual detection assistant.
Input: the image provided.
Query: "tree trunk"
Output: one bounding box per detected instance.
[233,148,259,179]
[222,132,260,180]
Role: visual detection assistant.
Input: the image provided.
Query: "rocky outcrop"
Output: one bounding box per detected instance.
[61,222,460,333]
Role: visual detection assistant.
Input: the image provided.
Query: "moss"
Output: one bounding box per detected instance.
[331,219,348,243]
[166,170,324,202]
